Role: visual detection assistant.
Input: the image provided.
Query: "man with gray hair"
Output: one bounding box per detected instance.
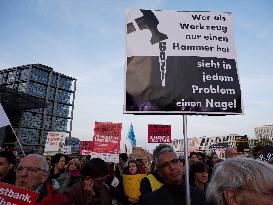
[141,144,206,205]
[15,154,69,205]
[206,157,273,205]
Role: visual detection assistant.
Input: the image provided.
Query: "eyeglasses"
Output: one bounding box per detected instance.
[157,158,181,169]
[16,166,45,173]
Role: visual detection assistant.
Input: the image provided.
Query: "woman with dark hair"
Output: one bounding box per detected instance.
[189,161,209,193]
[64,158,111,205]
[117,160,145,205]
[190,152,199,162]
[49,153,70,193]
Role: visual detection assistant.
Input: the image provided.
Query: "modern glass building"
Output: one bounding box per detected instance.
[0,64,76,154]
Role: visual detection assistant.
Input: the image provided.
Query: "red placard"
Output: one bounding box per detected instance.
[0,182,38,205]
[148,124,171,143]
[80,141,93,155]
[93,122,122,154]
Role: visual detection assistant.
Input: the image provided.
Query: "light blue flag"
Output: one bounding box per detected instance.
[128,123,136,147]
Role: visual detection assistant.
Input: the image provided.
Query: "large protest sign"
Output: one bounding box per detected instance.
[125,10,243,115]
[148,124,171,143]
[93,122,122,154]
[44,132,66,154]
[0,182,38,205]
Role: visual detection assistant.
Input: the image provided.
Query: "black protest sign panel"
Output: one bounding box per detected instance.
[125,10,243,115]
[257,146,273,163]
[235,135,250,153]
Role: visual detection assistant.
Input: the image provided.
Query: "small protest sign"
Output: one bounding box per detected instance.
[148,124,171,143]
[80,141,93,155]
[44,132,66,153]
[93,122,122,154]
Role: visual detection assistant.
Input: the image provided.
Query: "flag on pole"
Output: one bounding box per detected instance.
[127,123,136,147]
[0,103,11,128]
[0,103,25,156]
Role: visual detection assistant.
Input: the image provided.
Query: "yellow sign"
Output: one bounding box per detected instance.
[122,174,146,198]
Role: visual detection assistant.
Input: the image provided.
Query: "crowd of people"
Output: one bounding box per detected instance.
[0,144,273,205]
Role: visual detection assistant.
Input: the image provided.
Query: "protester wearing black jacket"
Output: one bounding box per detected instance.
[141,183,206,205]
[141,144,207,205]
[0,151,16,185]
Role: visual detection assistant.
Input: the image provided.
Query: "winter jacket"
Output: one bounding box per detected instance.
[36,181,70,205]
[64,180,112,205]
[141,182,207,205]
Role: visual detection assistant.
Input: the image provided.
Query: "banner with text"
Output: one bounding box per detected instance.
[125,10,243,115]
[0,182,38,205]
[44,132,66,154]
[93,122,122,154]
[91,152,119,163]
[148,124,171,143]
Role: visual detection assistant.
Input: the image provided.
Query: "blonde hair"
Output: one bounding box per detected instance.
[68,158,81,170]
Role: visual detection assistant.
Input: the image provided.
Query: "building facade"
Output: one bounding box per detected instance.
[171,137,200,156]
[0,64,76,153]
[254,124,273,141]
[172,134,254,157]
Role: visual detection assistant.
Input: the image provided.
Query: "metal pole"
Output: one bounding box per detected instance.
[11,126,25,156]
[183,115,190,205]
[69,79,77,143]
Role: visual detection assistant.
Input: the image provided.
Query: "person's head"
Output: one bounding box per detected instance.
[197,152,206,162]
[190,152,199,162]
[252,144,265,158]
[15,154,49,191]
[210,153,219,164]
[51,153,68,172]
[225,147,238,159]
[119,153,128,167]
[0,151,16,181]
[153,144,183,185]
[68,158,81,172]
[81,158,108,188]
[190,161,209,189]
[206,157,273,205]
[128,160,140,175]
